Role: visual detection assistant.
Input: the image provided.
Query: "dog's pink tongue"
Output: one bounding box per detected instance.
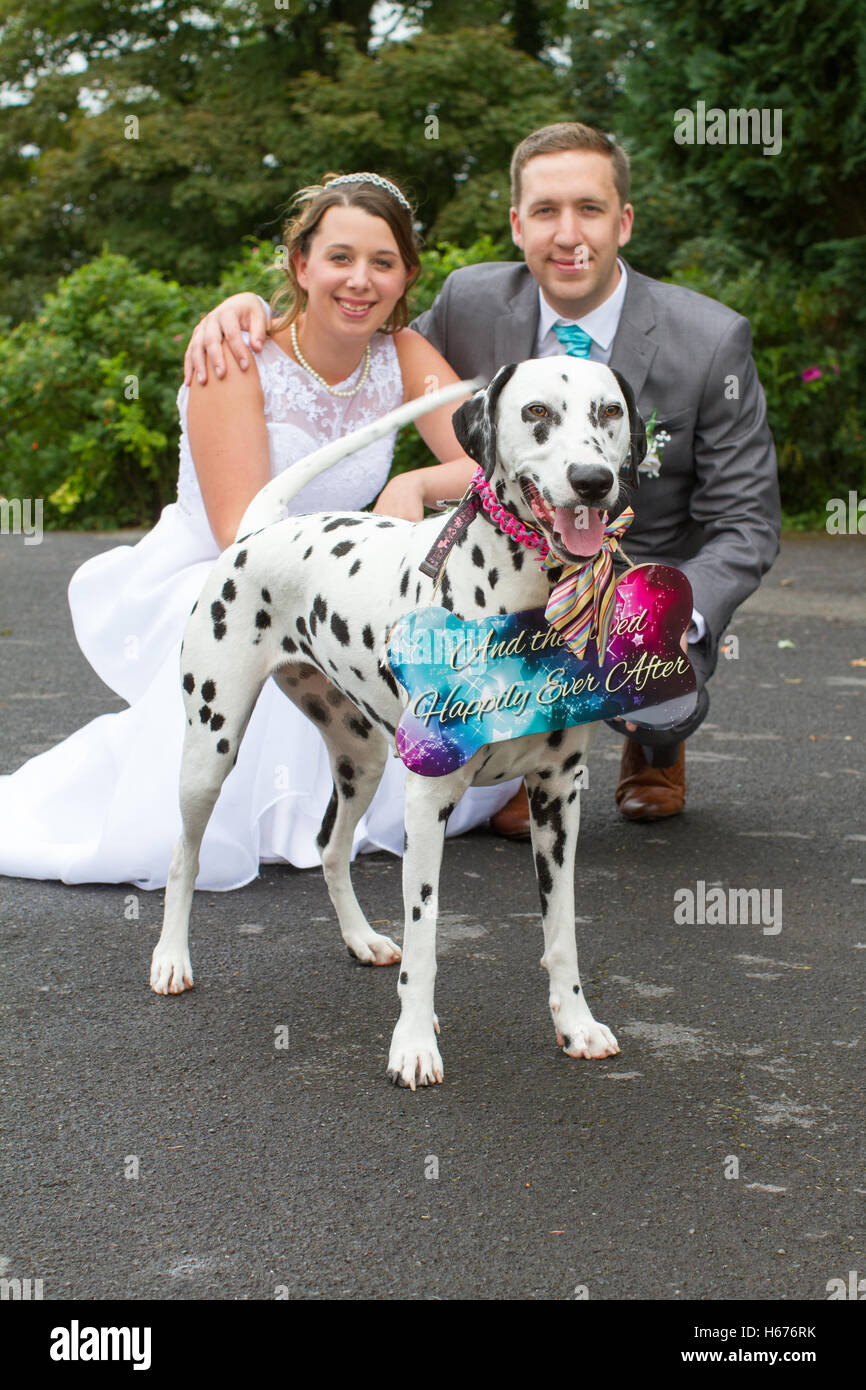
[554,506,606,557]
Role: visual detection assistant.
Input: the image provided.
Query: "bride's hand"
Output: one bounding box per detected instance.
[372,472,427,523]
[184,293,269,387]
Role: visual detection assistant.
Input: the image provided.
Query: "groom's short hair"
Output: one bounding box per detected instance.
[510,123,631,208]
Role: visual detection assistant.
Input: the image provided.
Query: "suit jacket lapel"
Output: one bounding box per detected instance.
[609,263,658,405]
[493,266,539,370]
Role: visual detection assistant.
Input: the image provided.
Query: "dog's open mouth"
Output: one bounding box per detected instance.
[521,480,606,561]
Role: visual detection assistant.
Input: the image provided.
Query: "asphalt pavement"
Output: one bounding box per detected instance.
[0,526,864,1305]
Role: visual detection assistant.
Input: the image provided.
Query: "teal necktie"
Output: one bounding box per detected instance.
[553,321,593,358]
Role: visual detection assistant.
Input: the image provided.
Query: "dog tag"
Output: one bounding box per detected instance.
[387,563,697,776]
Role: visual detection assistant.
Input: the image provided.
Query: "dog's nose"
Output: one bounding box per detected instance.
[566,464,613,504]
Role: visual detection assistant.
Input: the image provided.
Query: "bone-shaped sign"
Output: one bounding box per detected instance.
[387,563,697,776]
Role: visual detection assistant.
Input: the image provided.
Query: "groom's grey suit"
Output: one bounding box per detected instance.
[412,258,781,741]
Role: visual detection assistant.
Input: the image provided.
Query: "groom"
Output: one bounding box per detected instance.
[184,122,781,833]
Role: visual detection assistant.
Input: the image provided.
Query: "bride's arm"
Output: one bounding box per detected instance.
[186,348,271,550]
[374,330,476,521]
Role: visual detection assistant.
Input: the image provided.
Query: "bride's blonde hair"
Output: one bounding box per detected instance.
[270,173,421,335]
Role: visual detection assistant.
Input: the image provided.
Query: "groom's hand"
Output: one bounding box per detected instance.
[184,293,268,386]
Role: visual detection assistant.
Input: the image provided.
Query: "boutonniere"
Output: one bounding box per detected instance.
[640,409,671,478]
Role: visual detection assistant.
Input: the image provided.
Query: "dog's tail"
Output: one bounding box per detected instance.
[234,378,482,540]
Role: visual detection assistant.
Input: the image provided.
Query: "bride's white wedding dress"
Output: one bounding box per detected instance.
[0,332,518,891]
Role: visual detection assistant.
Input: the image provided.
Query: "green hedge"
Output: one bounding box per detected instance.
[0,239,861,529]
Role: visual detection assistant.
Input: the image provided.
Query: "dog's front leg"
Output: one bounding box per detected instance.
[525,761,619,1061]
[386,764,474,1089]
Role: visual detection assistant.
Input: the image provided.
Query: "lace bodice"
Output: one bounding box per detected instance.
[175,331,404,520]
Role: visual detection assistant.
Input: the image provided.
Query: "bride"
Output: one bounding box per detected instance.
[0,171,518,891]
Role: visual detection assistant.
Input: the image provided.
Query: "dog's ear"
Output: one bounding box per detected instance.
[452,362,518,481]
[610,368,646,488]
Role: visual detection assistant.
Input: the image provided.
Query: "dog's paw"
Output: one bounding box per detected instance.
[150,946,194,995]
[345,929,402,966]
[387,1026,444,1090]
[556,1022,619,1059]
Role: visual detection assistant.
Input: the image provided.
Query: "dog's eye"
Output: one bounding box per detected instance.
[602,403,623,419]
[527,404,548,418]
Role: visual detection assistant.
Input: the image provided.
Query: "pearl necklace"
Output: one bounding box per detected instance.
[290,321,371,398]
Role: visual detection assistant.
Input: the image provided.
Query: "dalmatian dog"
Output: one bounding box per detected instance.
[150,357,646,1088]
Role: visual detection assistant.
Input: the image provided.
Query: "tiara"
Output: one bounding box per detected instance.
[326,172,412,212]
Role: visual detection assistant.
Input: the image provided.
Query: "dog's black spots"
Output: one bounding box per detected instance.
[378,663,400,698]
[573,984,581,995]
[261,587,272,604]
[439,570,454,612]
[316,788,339,850]
[211,599,226,623]
[313,595,328,624]
[562,1035,572,1050]
[221,579,236,603]
[412,906,421,921]
[350,666,365,682]
[381,716,396,736]
[199,704,212,724]
[415,581,422,603]
[330,612,350,647]
[561,400,568,412]
[400,971,408,984]
[420,882,433,902]
[325,688,344,707]
[494,479,507,504]
[511,545,524,572]
[547,729,565,749]
[281,636,297,654]
[562,751,583,773]
[349,558,362,576]
[302,696,330,725]
[561,373,568,383]
[438,801,455,822]
[567,789,578,804]
[183,673,196,694]
[362,624,375,650]
[471,544,484,568]
[216,738,230,755]
[328,659,338,672]
[336,757,355,782]
[323,517,364,532]
[210,713,225,732]
[529,788,567,868]
[345,714,371,740]
[234,549,248,569]
[340,781,356,799]
[303,546,313,560]
[199,678,215,703]
[331,540,355,558]
[535,850,552,910]
[533,421,550,445]
[399,568,410,597]
[298,640,318,665]
[487,568,499,589]
[538,769,552,780]
[296,616,308,637]
[255,608,271,630]
[474,586,486,608]
[376,520,396,528]
[403,829,409,853]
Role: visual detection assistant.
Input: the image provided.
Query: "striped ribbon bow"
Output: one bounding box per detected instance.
[542,506,635,660]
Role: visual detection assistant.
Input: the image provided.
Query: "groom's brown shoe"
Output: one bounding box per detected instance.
[615,739,686,820]
[491,783,531,839]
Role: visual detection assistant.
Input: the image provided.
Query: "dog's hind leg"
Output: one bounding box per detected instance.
[272,666,400,966]
[387,762,476,1089]
[525,738,619,1060]
[151,665,267,995]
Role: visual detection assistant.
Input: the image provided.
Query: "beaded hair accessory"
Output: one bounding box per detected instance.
[326,172,412,212]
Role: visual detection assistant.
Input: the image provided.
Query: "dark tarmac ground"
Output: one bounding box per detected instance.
[0,527,864,1307]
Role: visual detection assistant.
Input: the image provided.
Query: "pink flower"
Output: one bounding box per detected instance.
[801,366,823,382]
